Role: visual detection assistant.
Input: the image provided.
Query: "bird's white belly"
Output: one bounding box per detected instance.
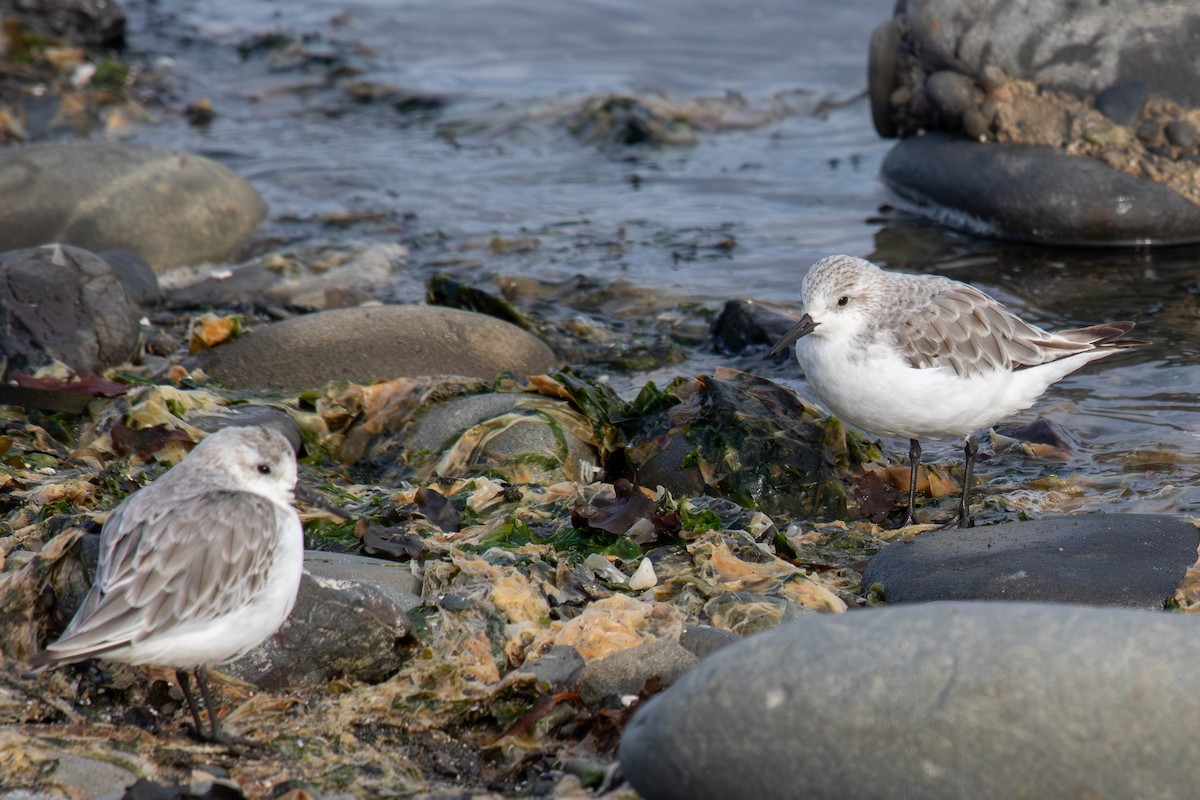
[795,338,1039,441]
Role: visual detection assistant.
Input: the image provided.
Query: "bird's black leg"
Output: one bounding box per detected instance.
[193,666,256,753]
[175,669,206,739]
[957,436,979,529]
[901,438,921,527]
[193,666,223,742]
[170,666,255,754]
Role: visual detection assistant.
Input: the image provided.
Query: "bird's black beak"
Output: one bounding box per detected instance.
[768,313,819,357]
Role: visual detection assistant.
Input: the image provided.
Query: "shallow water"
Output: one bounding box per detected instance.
[121,0,1200,518]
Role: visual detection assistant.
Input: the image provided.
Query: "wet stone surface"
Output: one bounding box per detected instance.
[862,514,1199,609]
[621,602,1200,800]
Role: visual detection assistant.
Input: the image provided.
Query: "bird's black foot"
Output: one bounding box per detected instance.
[205,728,260,757]
[934,512,973,531]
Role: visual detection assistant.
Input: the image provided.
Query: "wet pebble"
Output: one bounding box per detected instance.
[0,244,145,374]
[0,142,266,270]
[1094,81,1150,125]
[1164,120,1198,148]
[862,514,1197,609]
[677,624,739,659]
[923,70,977,126]
[197,305,560,392]
[620,602,1200,800]
[1137,119,1163,144]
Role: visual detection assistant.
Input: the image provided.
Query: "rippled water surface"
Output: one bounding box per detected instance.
[122,0,1200,517]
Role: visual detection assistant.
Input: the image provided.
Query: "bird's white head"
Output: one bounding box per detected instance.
[769,255,883,356]
[186,425,299,505]
[799,255,883,341]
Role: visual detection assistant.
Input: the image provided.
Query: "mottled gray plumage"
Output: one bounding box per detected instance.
[29,424,304,748]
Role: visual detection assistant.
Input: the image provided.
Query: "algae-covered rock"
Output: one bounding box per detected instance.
[620,367,878,520]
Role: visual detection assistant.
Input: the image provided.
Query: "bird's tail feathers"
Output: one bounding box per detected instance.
[1054,321,1141,348]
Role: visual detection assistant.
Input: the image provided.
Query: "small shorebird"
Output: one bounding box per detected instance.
[770,255,1141,528]
[29,425,304,748]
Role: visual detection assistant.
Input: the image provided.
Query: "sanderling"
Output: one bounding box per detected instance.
[769,255,1142,528]
[28,424,304,748]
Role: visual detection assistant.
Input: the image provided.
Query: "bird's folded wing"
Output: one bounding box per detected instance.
[42,490,285,660]
[893,282,1092,378]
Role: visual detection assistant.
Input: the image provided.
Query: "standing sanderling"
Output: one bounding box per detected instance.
[769,255,1142,528]
[28,424,304,749]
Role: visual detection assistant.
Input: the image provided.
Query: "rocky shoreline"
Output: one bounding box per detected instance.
[0,2,1197,799]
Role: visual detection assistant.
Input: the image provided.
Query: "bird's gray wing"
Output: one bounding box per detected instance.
[43,490,286,662]
[891,281,1092,379]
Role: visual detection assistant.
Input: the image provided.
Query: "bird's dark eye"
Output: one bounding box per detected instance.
[837,296,849,307]
[257,463,272,475]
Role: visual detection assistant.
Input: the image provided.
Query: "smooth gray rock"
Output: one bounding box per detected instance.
[222,552,418,689]
[0,142,266,270]
[620,602,1200,800]
[863,514,1197,609]
[166,263,279,308]
[575,638,697,705]
[881,133,1200,245]
[198,305,560,392]
[0,244,142,373]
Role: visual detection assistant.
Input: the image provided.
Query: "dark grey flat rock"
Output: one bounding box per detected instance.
[881,133,1200,245]
[198,305,560,392]
[620,602,1200,800]
[0,244,143,374]
[862,514,1197,609]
